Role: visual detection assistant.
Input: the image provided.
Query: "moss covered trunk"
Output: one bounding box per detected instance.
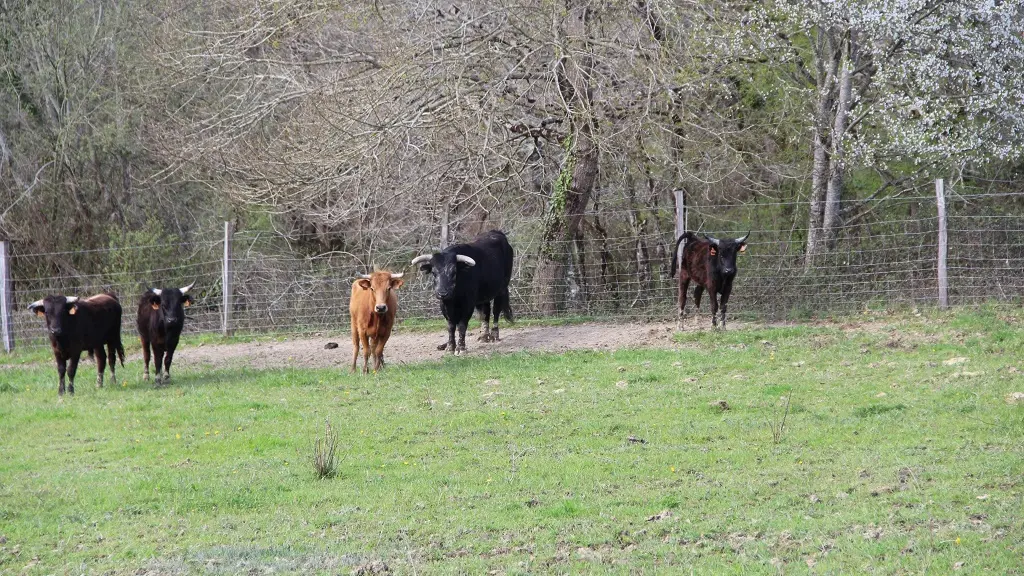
[533,0,598,316]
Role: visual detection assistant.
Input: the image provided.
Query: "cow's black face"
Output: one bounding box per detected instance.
[30,295,77,337]
[415,252,476,301]
[150,288,192,329]
[706,234,748,277]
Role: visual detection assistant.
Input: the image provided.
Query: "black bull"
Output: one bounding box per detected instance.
[411,230,514,354]
[29,293,125,396]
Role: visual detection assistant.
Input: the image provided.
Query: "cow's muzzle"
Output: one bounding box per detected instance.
[49,328,62,336]
[375,304,388,315]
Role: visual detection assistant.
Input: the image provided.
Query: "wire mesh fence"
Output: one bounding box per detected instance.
[4,182,1023,352]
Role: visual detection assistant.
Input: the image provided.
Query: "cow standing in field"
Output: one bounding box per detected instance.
[349,271,403,373]
[670,231,749,329]
[411,230,514,355]
[28,294,125,396]
[137,283,194,385]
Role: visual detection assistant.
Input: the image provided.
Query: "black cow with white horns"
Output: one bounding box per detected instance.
[28,293,125,396]
[411,230,514,355]
[137,282,195,385]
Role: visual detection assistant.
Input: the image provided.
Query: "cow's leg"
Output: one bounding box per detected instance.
[439,321,456,353]
[693,285,706,327]
[67,354,81,396]
[719,286,732,330]
[106,343,118,387]
[677,277,691,329]
[153,344,166,385]
[493,291,508,341]
[56,356,67,396]
[350,326,360,373]
[141,337,151,381]
[477,302,492,342]
[163,336,179,383]
[455,321,468,355]
[95,347,107,388]
[710,292,720,328]
[361,333,372,374]
[372,335,388,371]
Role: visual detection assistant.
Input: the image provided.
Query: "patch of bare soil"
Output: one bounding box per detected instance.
[185,321,685,370]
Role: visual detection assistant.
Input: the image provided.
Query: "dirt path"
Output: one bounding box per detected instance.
[185,321,686,370]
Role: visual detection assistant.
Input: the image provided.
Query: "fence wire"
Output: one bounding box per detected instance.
[5,186,1024,352]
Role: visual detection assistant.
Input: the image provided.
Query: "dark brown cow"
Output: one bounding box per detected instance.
[670,231,749,329]
[137,282,194,385]
[28,293,125,396]
[349,271,403,373]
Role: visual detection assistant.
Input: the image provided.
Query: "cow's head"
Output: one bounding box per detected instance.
[147,282,195,329]
[355,271,403,315]
[704,233,749,277]
[28,295,80,337]
[410,252,476,300]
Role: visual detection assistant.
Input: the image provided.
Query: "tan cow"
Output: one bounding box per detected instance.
[349,271,403,373]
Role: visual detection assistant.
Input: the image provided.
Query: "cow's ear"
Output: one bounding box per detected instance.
[709,247,717,256]
[32,307,45,318]
[357,279,371,290]
[739,243,747,253]
[183,294,193,307]
[68,304,78,316]
[418,263,432,273]
[390,277,404,289]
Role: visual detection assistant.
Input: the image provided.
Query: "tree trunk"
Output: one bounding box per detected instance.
[822,37,855,251]
[533,0,598,315]
[805,28,853,269]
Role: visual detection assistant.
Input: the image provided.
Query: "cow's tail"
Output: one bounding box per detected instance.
[501,298,514,324]
[116,337,126,367]
[669,232,696,278]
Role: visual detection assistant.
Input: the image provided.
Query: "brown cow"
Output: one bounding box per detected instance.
[349,271,404,373]
[670,231,749,329]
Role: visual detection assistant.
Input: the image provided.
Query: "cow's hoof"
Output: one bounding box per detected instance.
[437,342,450,351]
[143,373,149,381]
[478,333,493,343]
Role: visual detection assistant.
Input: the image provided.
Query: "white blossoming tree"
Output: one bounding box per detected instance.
[746,0,1024,266]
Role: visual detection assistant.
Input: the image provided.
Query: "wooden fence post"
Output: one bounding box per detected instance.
[222,221,234,336]
[440,197,450,250]
[936,178,948,309]
[0,241,14,352]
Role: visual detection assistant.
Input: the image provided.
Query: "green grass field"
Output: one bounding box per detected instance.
[1,308,1022,574]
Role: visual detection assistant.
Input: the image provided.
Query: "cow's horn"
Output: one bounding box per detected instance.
[27,299,44,311]
[456,255,476,267]
[150,288,163,296]
[65,296,79,303]
[389,272,404,279]
[411,254,433,267]
[735,232,750,244]
[703,234,721,247]
[179,281,195,294]
[358,273,372,279]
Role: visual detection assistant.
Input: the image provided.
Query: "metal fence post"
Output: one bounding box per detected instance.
[0,241,14,352]
[673,188,687,270]
[936,178,948,308]
[222,221,234,336]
